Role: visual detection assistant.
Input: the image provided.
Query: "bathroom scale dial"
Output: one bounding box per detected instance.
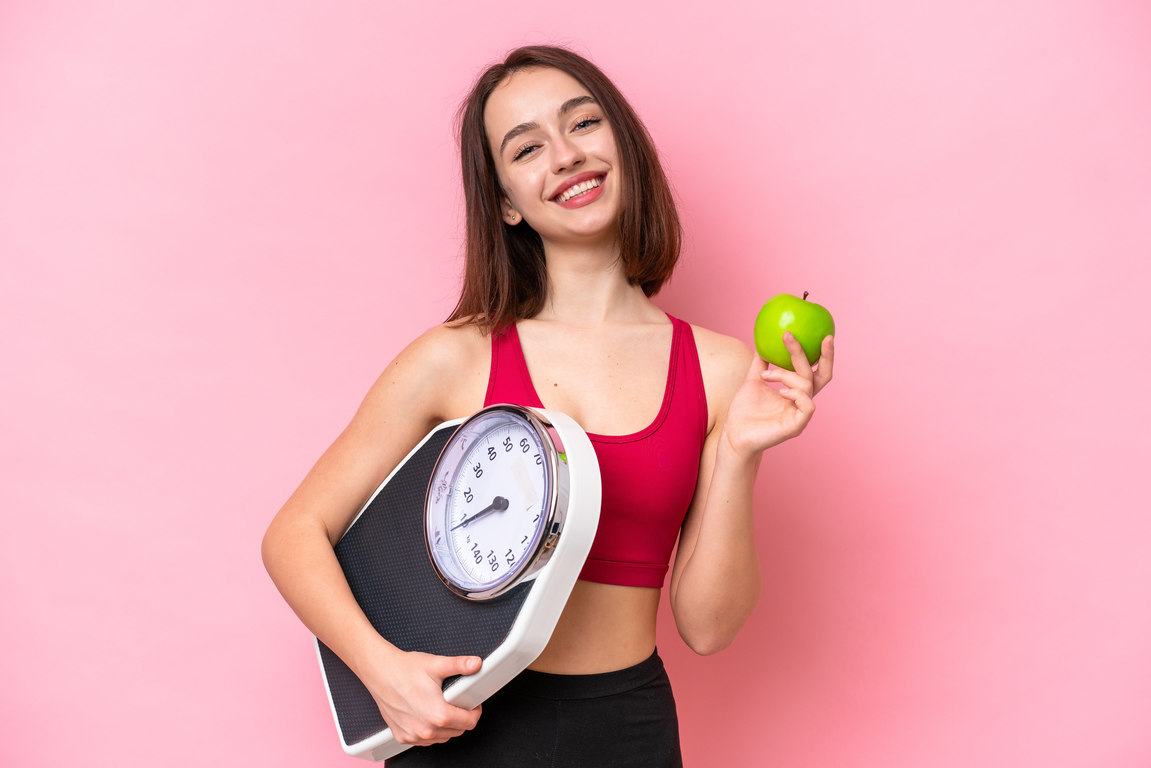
[425,405,567,600]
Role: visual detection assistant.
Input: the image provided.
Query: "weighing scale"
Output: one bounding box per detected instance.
[314,404,601,761]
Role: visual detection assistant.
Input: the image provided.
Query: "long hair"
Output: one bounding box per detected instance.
[448,45,681,331]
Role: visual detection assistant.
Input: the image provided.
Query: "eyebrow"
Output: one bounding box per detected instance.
[498,95,599,155]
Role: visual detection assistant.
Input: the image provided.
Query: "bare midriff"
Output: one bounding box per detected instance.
[527,580,662,674]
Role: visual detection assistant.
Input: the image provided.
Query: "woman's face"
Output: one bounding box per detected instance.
[483,66,621,250]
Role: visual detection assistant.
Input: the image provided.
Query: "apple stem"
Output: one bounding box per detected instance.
[803,291,809,301]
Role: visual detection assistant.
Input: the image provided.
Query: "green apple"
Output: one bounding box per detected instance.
[754,292,835,371]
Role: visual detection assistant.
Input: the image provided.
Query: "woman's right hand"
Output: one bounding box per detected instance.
[355,643,484,746]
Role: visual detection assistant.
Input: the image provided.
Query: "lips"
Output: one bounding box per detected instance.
[550,172,606,203]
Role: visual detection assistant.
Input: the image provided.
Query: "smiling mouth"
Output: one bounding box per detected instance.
[553,175,604,203]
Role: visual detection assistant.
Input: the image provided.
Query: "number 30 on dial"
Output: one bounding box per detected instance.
[424,405,570,600]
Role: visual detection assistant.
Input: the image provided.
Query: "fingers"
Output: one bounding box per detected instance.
[418,655,483,737]
[813,335,834,395]
[764,333,815,397]
[777,383,816,421]
[761,366,813,396]
[382,653,484,746]
[782,331,813,376]
[424,699,483,738]
[429,654,482,679]
[771,333,834,396]
[395,701,481,745]
[393,701,482,745]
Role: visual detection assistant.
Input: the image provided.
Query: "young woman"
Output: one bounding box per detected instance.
[262,45,834,767]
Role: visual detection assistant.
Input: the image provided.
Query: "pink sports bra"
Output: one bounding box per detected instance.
[484,314,708,588]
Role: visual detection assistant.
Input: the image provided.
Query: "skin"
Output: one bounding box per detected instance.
[261,66,834,748]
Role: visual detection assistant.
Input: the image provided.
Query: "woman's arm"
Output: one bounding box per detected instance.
[669,331,834,654]
[261,324,490,745]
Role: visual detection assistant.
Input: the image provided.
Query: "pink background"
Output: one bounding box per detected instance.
[2,1,1149,766]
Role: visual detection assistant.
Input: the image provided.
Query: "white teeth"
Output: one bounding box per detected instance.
[557,177,601,202]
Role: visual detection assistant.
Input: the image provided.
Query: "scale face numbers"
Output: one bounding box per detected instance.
[424,405,567,600]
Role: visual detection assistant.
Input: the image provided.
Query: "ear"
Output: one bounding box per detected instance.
[500,195,521,226]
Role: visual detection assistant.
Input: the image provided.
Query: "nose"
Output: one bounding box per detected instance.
[550,133,584,173]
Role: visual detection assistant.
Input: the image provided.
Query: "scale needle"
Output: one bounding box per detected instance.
[451,496,509,530]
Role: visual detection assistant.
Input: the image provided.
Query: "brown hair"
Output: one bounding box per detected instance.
[447,45,681,331]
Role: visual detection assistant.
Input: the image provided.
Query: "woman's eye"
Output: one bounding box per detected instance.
[513,144,538,161]
[574,117,602,131]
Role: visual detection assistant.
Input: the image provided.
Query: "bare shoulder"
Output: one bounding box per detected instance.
[689,324,755,430]
[371,320,491,422]
[690,324,754,384]
[397,320,489,374]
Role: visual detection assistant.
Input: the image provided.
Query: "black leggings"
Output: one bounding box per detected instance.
[386,650,682,767]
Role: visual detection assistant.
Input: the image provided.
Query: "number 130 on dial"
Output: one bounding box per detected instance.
[424,405,570,601]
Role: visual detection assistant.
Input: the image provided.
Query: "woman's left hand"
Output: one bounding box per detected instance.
[722,332,834,458]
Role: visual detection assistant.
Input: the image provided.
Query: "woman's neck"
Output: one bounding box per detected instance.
[535,241,658,327]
